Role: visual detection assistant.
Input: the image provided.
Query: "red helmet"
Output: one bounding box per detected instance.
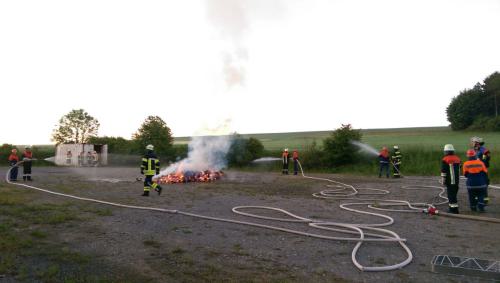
[466,149,476,157]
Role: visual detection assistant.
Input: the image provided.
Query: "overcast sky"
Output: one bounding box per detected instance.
[1,0,500,145]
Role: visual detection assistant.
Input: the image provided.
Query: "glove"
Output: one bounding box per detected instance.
[140,169,144,175]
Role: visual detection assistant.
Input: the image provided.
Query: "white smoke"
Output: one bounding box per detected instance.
[206,0,287,88]
[157,120,234,176]
[158,136,232,176]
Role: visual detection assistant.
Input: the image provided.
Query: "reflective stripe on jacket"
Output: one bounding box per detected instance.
[141,151,160,176]
[463,159,488,189]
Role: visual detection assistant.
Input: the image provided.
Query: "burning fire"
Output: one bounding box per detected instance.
[156,170,224,184]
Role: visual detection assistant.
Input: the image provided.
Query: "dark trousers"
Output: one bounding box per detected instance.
[468,187,486,211]
[446,184,459,206]
[9,165,18,181]
[393,164,401,178]
[293,159,299,175]
[282,161,289,174]
[379,163,389,178]
[23,161,32,180]
[143,175,158,192]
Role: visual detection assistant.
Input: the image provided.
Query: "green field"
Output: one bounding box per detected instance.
[175,127,500,152]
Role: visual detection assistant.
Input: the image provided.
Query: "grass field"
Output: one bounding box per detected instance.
[174,127,500,152]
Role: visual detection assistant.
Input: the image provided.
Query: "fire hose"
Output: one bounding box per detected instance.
[3,160,498,272]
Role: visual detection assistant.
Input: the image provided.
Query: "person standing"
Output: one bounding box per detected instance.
[22,146,34,181]
[378,146,390,178]
[391,145,402,178]
[472,137,491,205]
[8,149,20,181]
[140,144,162,196]
[282,148,289,175]
[463,149,488,212]
[292,149,299,175]
[440,144,461,214]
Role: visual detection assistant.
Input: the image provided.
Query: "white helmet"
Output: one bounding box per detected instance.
[443,144,455,152]
[470,136,481,143]
[393,145,399,149]
[146,144,154,150]
[284,148,288,152]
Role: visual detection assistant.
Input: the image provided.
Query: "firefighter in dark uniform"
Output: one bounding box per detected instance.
[391,145,402,178]
[140,144,162,196]
[472,137,491,205]
[282,148,289,175]
[22,146,33,181]
[8,149,19,181]
[292,149,299,175]
[440,144,461,214]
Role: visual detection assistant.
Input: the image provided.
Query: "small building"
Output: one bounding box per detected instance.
[55,144,108,166]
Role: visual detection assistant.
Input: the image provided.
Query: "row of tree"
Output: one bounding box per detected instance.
[51,109,264,165]
[447,71,500,130]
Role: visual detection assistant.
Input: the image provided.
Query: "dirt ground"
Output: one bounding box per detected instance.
[1,166,499,282]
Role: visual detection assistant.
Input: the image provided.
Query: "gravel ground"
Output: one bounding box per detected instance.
[1,166,499,282]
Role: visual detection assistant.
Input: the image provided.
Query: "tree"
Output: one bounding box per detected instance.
[323,124,362,167]
[483,72,500,117]
[133,116,174,157]
[226,135,264,167]
[51,109,100,144]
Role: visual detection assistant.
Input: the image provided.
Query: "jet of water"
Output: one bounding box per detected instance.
[350,141,379,157]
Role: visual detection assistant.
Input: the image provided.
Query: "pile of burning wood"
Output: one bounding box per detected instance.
[156,170,224,184]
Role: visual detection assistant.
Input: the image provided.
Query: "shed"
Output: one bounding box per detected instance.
[55,144,108,166]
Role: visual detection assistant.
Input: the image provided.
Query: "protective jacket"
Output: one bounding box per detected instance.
[463,158,488,189]
[141,151,160,176]
[441,154,461,186]
[379,150,389,164]
[8,153,19,165]
[391,149,402,165]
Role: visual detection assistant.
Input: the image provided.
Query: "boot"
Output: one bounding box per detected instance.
[23,176,27,181]
[470,206,477,212]
[141,191,149,197]
[155,185,163,195]
[28,176,33,181]
[448,207,459,214]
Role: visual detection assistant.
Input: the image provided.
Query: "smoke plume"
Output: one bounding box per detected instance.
[206,0,286,88]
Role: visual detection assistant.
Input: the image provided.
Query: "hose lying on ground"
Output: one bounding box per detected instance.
[3,161,496,271]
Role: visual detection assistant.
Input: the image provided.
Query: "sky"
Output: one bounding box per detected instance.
[1,0,500,145]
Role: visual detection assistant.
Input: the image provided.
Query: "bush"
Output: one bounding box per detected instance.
[227,136,265,167]
[468,116,500,131]
[322,124,362,167]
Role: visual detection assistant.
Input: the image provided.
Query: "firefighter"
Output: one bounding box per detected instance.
[463,149,488,212]
[292,149,299,175]
[140,144,162,196]
[22,146,33,181]
[391,145,402,178]
[440,144,461,214]
[8,149,20,181]
[282,148,289,175]
[378,146,390,178]
[472,137,491,205]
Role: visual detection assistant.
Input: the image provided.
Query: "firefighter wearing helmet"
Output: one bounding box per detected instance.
[22,146,34,181]
[463,149,488,212]
[282,148,289,175]
[391,145,402,178]
[440,144,461,214]
[140,144,162,196]
[471,137,491,205]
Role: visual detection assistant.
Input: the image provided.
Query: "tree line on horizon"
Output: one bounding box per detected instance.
[447,71,500,131]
